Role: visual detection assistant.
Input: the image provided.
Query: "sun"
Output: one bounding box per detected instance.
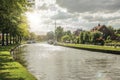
[26,11,44,32]
[26,11,42,24]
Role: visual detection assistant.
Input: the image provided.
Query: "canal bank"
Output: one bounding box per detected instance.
[57,43,120,54]
[0,45,37,80]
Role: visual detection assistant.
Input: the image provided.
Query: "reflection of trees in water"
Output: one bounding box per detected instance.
[12,45,28,67]
[85,58,115,70]
[84,57,118,80]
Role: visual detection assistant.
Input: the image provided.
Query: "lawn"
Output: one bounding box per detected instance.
[0,45,36,80]
[58,43,120,52]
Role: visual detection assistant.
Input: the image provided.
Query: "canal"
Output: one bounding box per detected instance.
[15,43,120,80]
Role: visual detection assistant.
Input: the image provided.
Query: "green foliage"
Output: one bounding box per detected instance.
[105,36,112,43]
[53,26,107,45]
[28,32,36,40]
[116,34,120,37]
[83,31,90,43]
[79,32,84,44]
[115,28,120,37]
[61,35,70,42]
[79,31,91,44]
[70,34,77,43]
[91,31,102,43]
[78,31,104,45]
[64,30,72,37]
[0,0,30,46]
[116,28,120,34]
[107,26,115,34]
[55,26,64,41]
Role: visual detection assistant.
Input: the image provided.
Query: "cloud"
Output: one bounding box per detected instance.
[56,0,120,13]
[51,10,75,20]
[81,12,120,22]
[108,19,120,28]
[36,0,56,10]
[37,3,49,10]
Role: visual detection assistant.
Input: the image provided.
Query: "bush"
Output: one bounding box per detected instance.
[61,35,70,43]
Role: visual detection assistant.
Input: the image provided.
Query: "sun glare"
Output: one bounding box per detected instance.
[26,11,41,24]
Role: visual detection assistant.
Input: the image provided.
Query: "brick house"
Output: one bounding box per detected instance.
[91,24,115,40]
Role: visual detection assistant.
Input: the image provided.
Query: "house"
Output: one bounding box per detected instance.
[91,24,115,40]
[73,29,83,36]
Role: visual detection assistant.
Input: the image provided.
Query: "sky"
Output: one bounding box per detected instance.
[26,0,120,35]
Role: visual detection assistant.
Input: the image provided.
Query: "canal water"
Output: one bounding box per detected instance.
[15,43,120,80]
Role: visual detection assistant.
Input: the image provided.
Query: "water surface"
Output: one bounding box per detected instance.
[16,43,120,80]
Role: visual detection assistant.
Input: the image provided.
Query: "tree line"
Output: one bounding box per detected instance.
[47,26,120,45]
[0,0,31,46]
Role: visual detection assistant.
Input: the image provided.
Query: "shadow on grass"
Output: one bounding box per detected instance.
[5,78,25,80]
[0,46,11,51]
[0,44,18,51]
[0,71,25,80]
[0,57,14,63]
[0,66,19,70]
[0,72,10,80]
[0,72,24,80]
[0,54,10,56]
[0,49,18,80]
[0,45,27,80]
[0,58,23,80]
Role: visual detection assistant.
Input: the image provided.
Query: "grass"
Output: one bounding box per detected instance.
[0,45,37,80]
[58,43,120,52]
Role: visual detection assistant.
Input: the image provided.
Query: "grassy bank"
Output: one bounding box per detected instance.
[0,45,36,80]
[58,43,120,54]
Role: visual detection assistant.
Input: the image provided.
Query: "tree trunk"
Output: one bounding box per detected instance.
[2,32,5,46]
[16,36,19,44]
[20,36,22,43]
[18,36,20,43]
[19,36,22,43]
[10,34,12,45]
[13,36,15,44]
[6,33,8,45]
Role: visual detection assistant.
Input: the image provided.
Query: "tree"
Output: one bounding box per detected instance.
[0,0,29,46]
[61,35,70,43]
[55,26,64,41]
[105,36,112,43]
[116,28,120,34]
[91,31,103,44]
[83,31,90,43]
[107,26,114,35]
[28,32,36,40]
[46,31,54,40]
[79,32,84,44]
[66,30,71,36]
